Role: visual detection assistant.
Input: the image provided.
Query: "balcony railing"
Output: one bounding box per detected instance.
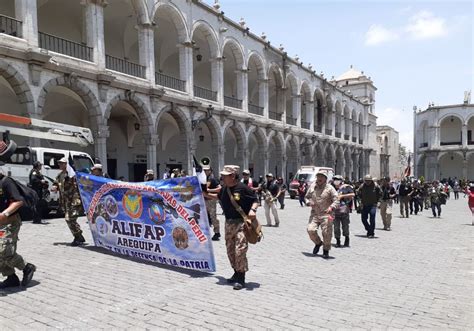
[440,141,461,146]
[352,137,357,143]
[224,95,242,109]
[0,14,22,38]
[269,111,282,121]
[314,124,322,133]
[344,134,350,140]
[106,54,145,78]
[155,72,185,91]
[248,103,264,116]
[335,132,342,138]
[301,121,310,130]
[194,85,217,101]
[325,129,332,136]
[419,142,428,148]
[286,117,297,126]
[39,32,92,62]
[359,139,363,144]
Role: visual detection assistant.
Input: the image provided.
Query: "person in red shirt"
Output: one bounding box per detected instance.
[467,183,474,225]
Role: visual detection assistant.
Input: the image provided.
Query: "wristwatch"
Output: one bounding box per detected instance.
[251,208,257,213]
[2,211,10,217]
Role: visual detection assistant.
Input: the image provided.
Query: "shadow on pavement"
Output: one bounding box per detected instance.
[301,252,336,259]
[214,276,260,291]
[80,245,212,278]
[353,234,379,239]
[0,279,40,296]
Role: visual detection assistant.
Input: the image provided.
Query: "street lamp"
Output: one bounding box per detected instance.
[191,105,214,130]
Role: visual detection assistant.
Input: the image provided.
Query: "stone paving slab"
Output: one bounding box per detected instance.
[0,196,472,330]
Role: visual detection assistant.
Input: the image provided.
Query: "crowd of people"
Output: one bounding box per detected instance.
[1,159,473,291]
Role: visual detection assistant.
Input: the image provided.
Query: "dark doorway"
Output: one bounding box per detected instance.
[129,163,147,182]
[107,159,117,179]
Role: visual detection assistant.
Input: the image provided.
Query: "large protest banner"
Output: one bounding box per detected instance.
[76,174,216,272]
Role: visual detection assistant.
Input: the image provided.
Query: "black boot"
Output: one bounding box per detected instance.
[0,273,20,289]
[233,272,245,290]
[226,270,237,283]
[344,236,350,247]
[322,250,330,259]
[335,238,341,247]
[71,233,86,246]
[211,233,221,241]
[22,263,36,287]
[312,243,322,255]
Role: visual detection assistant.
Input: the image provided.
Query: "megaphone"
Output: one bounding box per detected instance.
[201,156,211,167]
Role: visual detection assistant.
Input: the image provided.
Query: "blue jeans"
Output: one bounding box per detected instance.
[361,205,377,236]
[431,202,441,217]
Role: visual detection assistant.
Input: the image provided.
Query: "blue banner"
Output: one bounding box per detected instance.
[76,174,216,272]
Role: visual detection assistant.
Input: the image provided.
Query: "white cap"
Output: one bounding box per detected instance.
[58,157,68,163]
[91,164,103,171]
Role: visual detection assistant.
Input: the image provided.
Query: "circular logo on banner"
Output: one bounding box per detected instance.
[148,203,167,225]
[95,216,108,236]
[104,195,118,218]
[122,190,143,219]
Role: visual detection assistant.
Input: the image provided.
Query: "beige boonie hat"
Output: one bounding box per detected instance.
[220,165,240,176]
[202,165,211,170]
[146,169,154,175]
[91,164,103,171]
[364,174,373,181]
[58,157,68,163]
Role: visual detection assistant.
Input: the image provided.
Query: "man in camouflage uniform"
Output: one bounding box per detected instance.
[29,161,47,224]
[0,162,36,288]
[54,158,85,246]
[205,165,258,290]
[203,166,222,241]
[305,171,339,259]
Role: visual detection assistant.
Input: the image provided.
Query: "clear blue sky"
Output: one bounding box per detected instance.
[206,0,473,151]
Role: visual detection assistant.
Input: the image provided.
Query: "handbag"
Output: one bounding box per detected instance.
[227,187,263,244]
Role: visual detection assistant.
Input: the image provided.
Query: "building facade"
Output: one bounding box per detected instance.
[414,102,474,181]
[0,0,382,181]
[376,126,402,180]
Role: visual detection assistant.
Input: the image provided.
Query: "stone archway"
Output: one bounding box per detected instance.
[247,126,266,179]
[267,131,284,177]
[0,60,35,116]
[222,121,246,170]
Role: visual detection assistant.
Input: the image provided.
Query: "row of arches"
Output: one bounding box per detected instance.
[418,115,474,147]
[417,152,474,181]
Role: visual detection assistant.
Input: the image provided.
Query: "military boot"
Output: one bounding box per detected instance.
[211,233,221,241]
[312,243,322,255]
[322,250,330,259]
[226,270,237,283]
[71,233,86,246]
[233,272,245,290]
[22,263,36,287]
[335,238,341,247]
[0,273,20,289]
[344,236,350,247]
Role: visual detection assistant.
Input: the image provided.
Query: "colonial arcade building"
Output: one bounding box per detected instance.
[0,0,382,181]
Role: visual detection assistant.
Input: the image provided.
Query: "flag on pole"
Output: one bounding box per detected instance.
[403,154,411,178]
[67,152,76,177]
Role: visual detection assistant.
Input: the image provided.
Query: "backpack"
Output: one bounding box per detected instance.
[1,176,39,221]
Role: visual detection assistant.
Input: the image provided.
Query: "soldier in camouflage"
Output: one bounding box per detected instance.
[54,158,86,246]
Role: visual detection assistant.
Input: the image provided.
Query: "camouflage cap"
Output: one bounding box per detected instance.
[220,165,240,176]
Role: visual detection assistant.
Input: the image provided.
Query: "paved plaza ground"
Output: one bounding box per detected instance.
[1,195,473,330]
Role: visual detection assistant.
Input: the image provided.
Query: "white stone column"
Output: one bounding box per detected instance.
[242,147,249,171]
[145,134,159,177]
[218,144,225,174]
[263,151,270,177]
[462,158,468,180]
[212,57,224,106]
[16,0,38,47]
[321,105,327,133]
[259,79,269,117]
[307,101,314,130]
[293,95,301,127]
[138,23,155,82]
[278,87,286,122]
[331,112,336,136]
[237,69,248,112]
[178,43,193,95]
[82,0,107,69]
[94,124,109,173]
[433,125,440,147]
[282,155,288,180]
[462,124,468,147]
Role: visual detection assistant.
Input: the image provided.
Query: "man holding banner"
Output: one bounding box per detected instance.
[205,165,259,290]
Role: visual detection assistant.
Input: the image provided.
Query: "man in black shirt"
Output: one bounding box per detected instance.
[380,177,397,230]
[203,166,221,241]
[262,173,280,226]
[398,180,412,218]
[29,161,46,224]
[205,165,258,290]
[0,163,36,288]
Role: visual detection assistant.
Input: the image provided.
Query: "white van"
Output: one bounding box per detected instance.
[288,165,334,199]
[3,147,94,216]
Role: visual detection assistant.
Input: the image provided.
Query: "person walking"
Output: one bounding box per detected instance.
[0,161,36,288]
[276,177,287,210]
[380,177,396,230]
[204,165,258,290]
[332,175,354,247]
[467,183,474,225]
[297,179,308,207]
[262,173,280,227]
[453,182,460,200]
[429,180,443,218]
[29,161,47,224]
[53,158,86,246]
[144,169,155,181]
[305,171,339,258]
[398,179,412,218]
[203,166,221,241]
[357,175,382,238]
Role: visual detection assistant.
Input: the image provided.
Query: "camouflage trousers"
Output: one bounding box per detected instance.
[205,199,220,234]
[333,213,350,239]
[380,200,393,229]
[225,220,248,272]
[64,203,83,237]
[307,214,333,251]
[0,214,26,276]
